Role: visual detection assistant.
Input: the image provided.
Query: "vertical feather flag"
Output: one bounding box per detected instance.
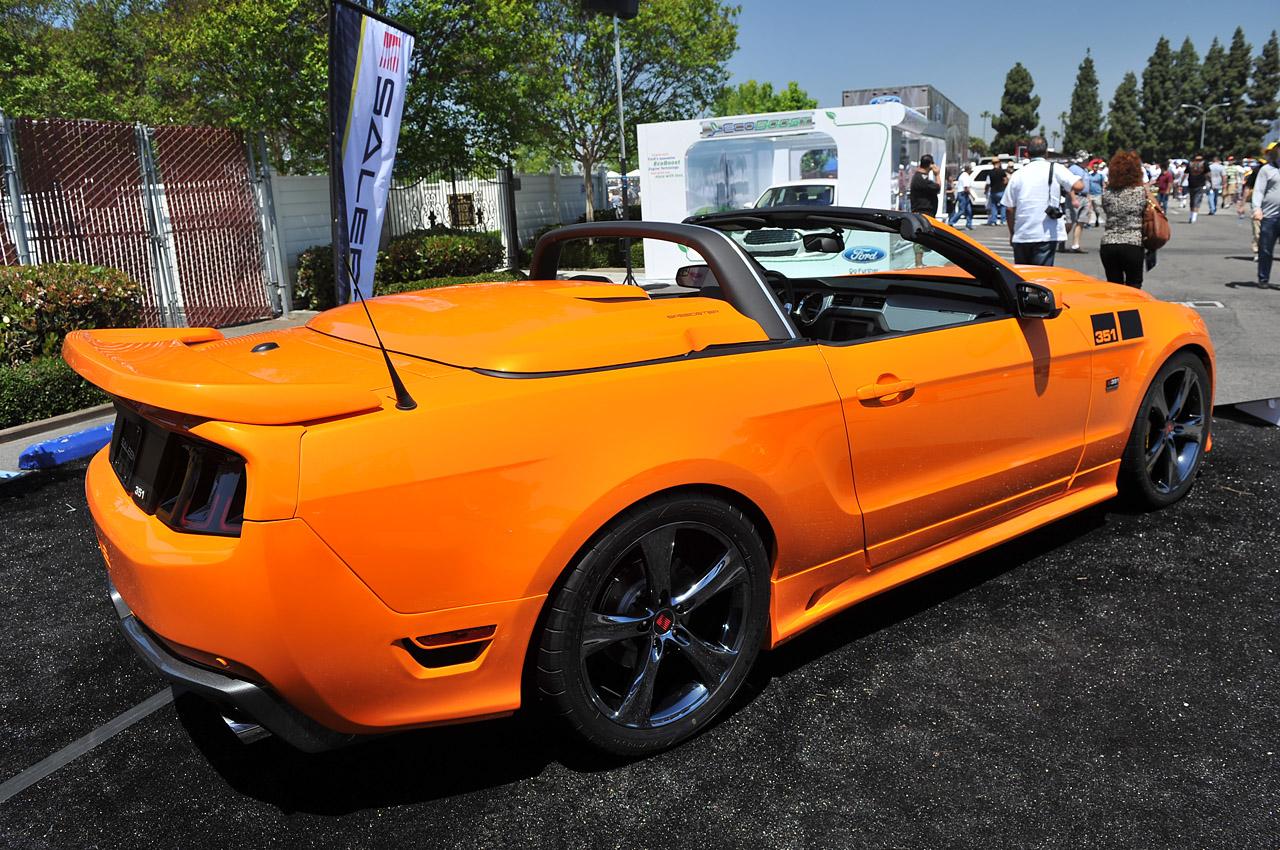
[329,0,415,303]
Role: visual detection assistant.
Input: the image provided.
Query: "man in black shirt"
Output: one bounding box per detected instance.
[909,154,941,216]
[985,157,1008,226]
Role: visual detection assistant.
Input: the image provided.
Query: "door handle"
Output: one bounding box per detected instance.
[855,378,915,401]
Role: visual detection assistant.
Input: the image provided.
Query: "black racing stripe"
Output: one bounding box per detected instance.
[1118,309,1144,340]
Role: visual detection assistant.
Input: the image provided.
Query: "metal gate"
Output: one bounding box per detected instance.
[0,115,276,328]
[149,125,274,327]
[387,165,500,235]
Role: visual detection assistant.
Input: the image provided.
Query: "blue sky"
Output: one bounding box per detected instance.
[725,1,1278,142]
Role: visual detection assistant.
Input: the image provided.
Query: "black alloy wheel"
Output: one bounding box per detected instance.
[537,493,769,756]
[1120,351,1210,508]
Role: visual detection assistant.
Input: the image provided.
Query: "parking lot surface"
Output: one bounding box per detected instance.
[1,415,1277,849]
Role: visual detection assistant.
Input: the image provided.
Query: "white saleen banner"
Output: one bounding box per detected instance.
[329,0,415,302]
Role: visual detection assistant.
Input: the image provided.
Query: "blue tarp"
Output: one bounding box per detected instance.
[18,423,114,470]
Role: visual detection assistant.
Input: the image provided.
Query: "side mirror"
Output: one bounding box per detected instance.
[1016,282,1059,318]
[675,264,716,289]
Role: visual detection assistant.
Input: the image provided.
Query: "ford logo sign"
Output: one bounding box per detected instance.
[842,246,886,263]
[869,95,902,105]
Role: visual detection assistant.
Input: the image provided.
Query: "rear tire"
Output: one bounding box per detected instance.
[1118,351,1210,509]
[536,493,769,756]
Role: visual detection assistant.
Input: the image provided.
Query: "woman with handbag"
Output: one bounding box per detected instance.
[1101,150,1154,287]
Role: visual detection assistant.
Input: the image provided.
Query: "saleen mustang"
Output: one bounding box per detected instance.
[66,207,1214,756]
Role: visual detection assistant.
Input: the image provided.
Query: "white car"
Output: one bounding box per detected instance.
[753,179,837,208]
[968,161,1018,213]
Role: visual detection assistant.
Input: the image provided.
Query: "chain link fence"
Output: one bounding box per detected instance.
[0,114,279,328]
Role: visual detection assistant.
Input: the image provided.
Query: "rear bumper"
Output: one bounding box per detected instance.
[86,448,547,740]
[109,579,354,752]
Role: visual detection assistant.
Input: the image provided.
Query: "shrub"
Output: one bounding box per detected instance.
[0,357,106,430]
[379,230,504,284]
[294,230,504,311]
[294,244,336,312]
[0,264,143,366]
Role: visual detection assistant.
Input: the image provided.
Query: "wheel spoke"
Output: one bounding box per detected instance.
[1169,368,1194,419]
[639,526,677,603]
[1151,385,1171,420]
[582,611,649,654]
[1162,440,1179,486]
[1145,437,1166,474]
[614,640,663,725]
[675,628,737,687]
[674,549,746,613]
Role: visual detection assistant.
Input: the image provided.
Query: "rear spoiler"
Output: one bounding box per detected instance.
[63,328,384,425]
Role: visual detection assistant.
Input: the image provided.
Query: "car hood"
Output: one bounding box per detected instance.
[1014,265,1158,308]
[307,279,769,374]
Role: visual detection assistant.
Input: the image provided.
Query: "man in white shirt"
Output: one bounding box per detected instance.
[1003,137,1085,266]
[947,163,975,230]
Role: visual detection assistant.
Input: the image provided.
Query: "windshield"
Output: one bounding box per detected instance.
[755,184,834,208]
[728,221,953,278]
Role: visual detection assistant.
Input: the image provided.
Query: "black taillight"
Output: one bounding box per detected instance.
[155,445,246,537]
[111,404,247,537]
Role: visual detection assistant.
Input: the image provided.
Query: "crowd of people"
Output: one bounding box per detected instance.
[925,137,1280,289]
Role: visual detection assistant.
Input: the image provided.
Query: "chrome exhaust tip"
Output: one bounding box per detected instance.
[222,715,271,745]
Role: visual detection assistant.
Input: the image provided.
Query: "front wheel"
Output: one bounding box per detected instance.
[1119,351,1210,508]
[536,493,770,756]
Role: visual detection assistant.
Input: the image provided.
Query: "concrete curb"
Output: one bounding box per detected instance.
[0,403,114,446]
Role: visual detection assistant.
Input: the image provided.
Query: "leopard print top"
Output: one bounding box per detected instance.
[1101,186,1148,247]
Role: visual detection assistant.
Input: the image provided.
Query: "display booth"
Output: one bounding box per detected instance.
[636,103,946,280]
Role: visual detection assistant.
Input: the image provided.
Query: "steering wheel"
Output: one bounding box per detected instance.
[762,269,795,313]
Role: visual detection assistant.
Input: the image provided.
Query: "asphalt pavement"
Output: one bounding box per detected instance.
[1,414,1277,849]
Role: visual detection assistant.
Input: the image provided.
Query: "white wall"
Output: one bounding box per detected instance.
[271,174,332,287]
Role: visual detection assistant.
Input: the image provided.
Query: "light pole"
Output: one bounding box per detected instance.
[1180,100,1231,151]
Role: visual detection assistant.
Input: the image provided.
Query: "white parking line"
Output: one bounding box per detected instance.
[0,688,173,804]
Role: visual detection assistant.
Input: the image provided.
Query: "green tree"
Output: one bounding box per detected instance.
[1197,37,1227,153]
[1168,37,1202,155]
[1107,71,1144,154]
[0,0,168,121]
[712,80,816,115]
[527,0,738,221]
[1063,50,1104,155]
[1220,26,1255,154]
[1248,31,1280,156]
[393,0,552,176]
[969,136,989,157]
[159,0,329,171]
[991,62,1039,154]
[1140,36,1176,160]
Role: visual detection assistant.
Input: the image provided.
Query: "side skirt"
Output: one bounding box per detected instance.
[769,479,1118,646]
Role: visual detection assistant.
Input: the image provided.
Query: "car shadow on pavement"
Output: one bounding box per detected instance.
[753,505,1109,685]
[175,691,573,815]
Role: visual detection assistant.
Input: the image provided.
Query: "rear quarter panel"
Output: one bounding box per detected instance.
[295,344,861,615]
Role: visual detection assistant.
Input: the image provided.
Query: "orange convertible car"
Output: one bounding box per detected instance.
[67,207,1214,755]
